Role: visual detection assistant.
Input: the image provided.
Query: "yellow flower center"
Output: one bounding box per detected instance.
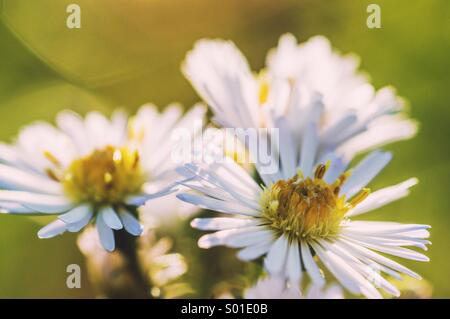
[62,146,145,205]
[260,164,369,240]
[257,70,270,104]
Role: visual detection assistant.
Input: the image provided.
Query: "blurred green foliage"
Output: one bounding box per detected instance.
[0,0,449,298]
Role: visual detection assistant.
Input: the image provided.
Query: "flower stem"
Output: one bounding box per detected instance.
[113,229,151,298]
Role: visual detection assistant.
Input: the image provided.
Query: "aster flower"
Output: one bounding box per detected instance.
[182,33,417,163]
[244,276,343,299]
[176,149,430,298]
[0,103,205,251]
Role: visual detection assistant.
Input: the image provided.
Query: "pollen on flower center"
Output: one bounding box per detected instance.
[257,70,270,104]
[62,146,145,205]
[260,164,370,240]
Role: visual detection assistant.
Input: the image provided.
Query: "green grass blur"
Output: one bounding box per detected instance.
[0,0,449,298]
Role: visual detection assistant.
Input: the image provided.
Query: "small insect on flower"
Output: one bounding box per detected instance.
[0,103,205,251]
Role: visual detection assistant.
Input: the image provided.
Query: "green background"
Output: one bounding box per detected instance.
[0,0,448,298]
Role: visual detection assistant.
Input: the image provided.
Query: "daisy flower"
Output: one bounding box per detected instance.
[245,276,343,299]
[182,33,417,163]
[176,149,430,298]
[0,103,205,251]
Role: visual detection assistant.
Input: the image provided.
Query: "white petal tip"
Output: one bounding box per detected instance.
[129,225,144,237]
[198,240,210,249]
[197,235,218,249]
[37,232,48,239]
[104,246,115,253]
[190,218,201,228]
[37,220,68,238]
[408,177,419,186]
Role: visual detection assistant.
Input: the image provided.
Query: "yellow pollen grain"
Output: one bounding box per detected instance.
[46,168,60,182]
[349,188,371,207]
[127,118,145,143]
[257,70,270,104]
[314,164,327,179]
[44,151,61,166]
[113,149,123,163]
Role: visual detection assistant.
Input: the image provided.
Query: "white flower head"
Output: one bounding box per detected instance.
[0,103,205,251]
[178,34,429,298]
[183,34,417,163]
[244,276,343,299]
[178,151,430,298]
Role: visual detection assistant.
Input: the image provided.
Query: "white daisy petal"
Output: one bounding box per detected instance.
[338,237,422,279]
[118,208,143,236]
[286,241,302,284]
[96,215,115,252]
[179,181,236,203]
[125,187,177,206]
[264,235,290,276]
[342,234,429,262]
[340,150,392,198]
[220,159,262,195]
[339,117,417,159]
[225,227,273,248]
[0,190,74,214]
[347,178,418,217]
[343,231,429,250]
[182,163,260,210]
[275,117,297,179]
[66,210,93,233]
[177,193,259,216]
[299,123,319,178]
[100,207,123,230]
[0,164,63,194]
[0,143,22,167]
[191,217,261,231]
[0,202,33,214]
[182,39,259,129]
[197,229,243,249]
[321,113,358,145]
[56,110,89,154]
[311,241,382,298]
[300,240,325,286]
[85,111,111,149]
[58,204,92,224]
[344,221,431,236]
[237,240,274,261]
[319,239,400,296]
[38,219,68,239]
[320,152,348,184]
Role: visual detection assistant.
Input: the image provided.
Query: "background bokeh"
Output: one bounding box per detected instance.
[0,0,449,298]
